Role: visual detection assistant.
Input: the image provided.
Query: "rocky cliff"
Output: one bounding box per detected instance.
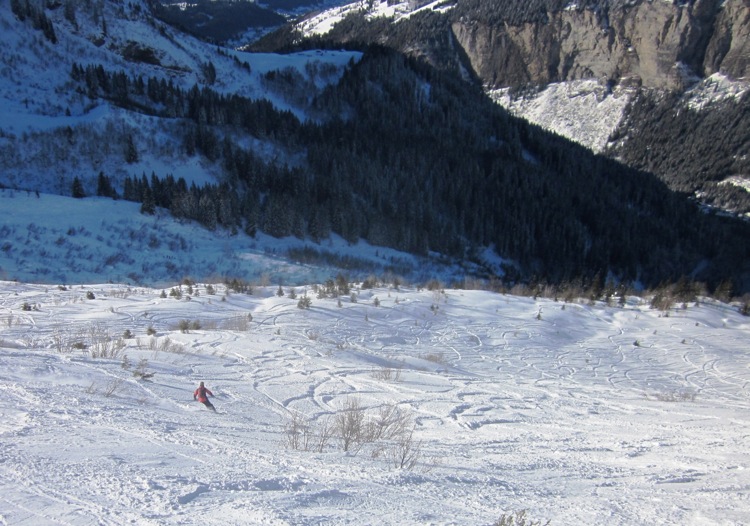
[277,0,750,216]
[450,0,750,216]
[452,0,749,91]
[704,0,750,80]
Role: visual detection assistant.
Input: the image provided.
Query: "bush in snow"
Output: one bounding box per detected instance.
[493,510,550,526]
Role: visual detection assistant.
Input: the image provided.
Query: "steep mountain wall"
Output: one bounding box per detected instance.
[451,0,750,218]
[704,0,750,80]
[452,0,749,91]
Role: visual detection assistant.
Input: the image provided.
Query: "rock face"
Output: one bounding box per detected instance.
[704,0,750,80]
[452,0,750,91]
[449,0,750,216]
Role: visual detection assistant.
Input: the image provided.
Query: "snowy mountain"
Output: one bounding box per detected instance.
[2,0,750,294]
[0,0,390,285]
[0,0,357,195]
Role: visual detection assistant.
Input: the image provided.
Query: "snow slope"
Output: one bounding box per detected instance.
[488,81,635,154]
[0,1,361,195]
[0,189,452,287]
[1,281,748,525]
[298,0,454,37]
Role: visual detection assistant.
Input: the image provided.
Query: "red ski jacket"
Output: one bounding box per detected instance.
[194,386,213,403]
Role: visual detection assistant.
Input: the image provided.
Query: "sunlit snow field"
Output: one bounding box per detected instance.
[1,281,748,525]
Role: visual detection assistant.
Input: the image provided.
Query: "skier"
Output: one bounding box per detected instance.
[193,381,216,411]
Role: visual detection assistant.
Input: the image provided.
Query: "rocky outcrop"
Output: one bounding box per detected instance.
[453,0,749,91]
[704,0,750,80]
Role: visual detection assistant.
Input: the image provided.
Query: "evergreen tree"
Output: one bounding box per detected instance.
[96,171,116,199]
[199,194,218,230]
[140,185,156,215]
[71,177,86,199]
[125,134,138,164]
[122,176,138,202]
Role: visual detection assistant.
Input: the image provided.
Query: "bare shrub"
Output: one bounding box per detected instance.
[368,404,411,441]
[650,390,697,402]
[149,336,186,356]
[284,412,333,453]
[88,323,125,359]
[103,377,124,398]
[284,412,309,451]
[175,320,203,334]
[424,352,446,364]
[493,510,550,526]
[371,366,402,382]
[222,315,250,331]
[389,426,421,470]
[286,400,422,468]
[161,337,185,354]
[51,326,71,353]
[132,358,154,380]
[335,397,368,453]
[105,288,132,299]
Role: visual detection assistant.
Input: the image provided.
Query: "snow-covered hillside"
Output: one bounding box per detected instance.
[0,0,359,195]
[1,280,749,525]
[0,0,494,289]
[0,188,473,287]
[488,80,635,153]
[297,0,453,37]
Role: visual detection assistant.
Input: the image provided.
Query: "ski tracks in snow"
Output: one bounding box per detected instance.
[1,283,749,524]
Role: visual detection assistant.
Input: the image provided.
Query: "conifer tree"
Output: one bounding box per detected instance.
[71,177,86,199]
[140,185,156,215]
[96,172,116,199]
[125,134,138,164]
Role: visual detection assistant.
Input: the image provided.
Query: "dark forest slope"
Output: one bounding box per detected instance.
[76,45,750,292]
